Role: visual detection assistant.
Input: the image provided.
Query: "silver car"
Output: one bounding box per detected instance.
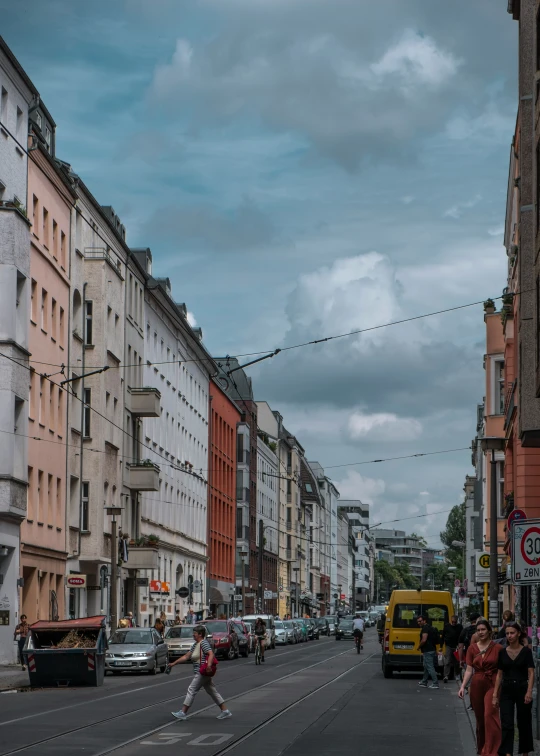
[164,625,195,661]
[284,619,300,643]
[274,620,289,645]
[105,628,168,675]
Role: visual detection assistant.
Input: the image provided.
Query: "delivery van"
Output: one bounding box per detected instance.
[381,589,454,679]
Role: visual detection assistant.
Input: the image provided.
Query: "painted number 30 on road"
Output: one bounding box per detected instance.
[521,526,540,566]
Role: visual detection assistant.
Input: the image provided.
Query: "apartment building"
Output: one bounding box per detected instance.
[372,529,423,580]
[23,103,75,623]
[308,461,335,616]
[0,37,34,663]
[208,378,240,617]
[134,256,214,625]
[255,432,279,615]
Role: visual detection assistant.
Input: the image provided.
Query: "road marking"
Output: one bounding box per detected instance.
[0,641,318,727]
[93,646,366,756]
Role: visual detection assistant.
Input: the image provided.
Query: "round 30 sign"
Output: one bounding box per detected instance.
[520,526,540,566]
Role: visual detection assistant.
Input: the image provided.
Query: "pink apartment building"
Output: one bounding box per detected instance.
[23,127,75,622]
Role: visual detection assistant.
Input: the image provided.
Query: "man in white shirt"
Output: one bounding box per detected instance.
[353,615,365,649]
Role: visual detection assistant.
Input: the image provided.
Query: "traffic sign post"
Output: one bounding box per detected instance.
[512,519,540,584]
[476,552,490,582]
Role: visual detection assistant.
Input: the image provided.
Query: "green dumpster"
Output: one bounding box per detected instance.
[25,616,107,687]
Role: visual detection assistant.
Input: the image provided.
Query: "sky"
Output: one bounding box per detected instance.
[1,0,517,548]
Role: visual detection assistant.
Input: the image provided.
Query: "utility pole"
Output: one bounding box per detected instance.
[258,519,264,613]
[110,515,118,630]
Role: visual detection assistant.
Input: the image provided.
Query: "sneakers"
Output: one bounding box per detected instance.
[172,711,188,720]
[429,683,440,690]
[261,656,265,663]
[443,676,448,684]
[418,681,428,688]
[217,710,232,720]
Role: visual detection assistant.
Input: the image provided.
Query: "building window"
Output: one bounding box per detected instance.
[0,87,7,122]
[31,279,37,322]
[497,461,505,517]
[60,231,66,269]
[51,298,57,340]
[39,376,45,425]
[32,195,39,236]
[83,388,91,437]
[42,207,49,248]
[52,220,58,259]
[81,482,89,532]
[59,306,64,348]
[85,301,93,345]
[41,289,48,331]
[16,106,23,139]
[493,360,505,415]
[44,125,51,152]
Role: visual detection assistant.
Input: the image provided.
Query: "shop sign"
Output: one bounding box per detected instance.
[150,580,170,593]
[66,574,87,588]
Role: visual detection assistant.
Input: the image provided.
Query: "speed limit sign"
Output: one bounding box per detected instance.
[512,519,540,584]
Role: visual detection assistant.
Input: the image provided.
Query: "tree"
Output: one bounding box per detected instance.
[440,502,466,576]
[410,532,428,548]
[424,562,454,591]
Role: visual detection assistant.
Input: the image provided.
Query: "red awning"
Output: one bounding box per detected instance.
[30,615,106,631]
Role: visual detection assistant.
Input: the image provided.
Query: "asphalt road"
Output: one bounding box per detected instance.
[0,631,475,756]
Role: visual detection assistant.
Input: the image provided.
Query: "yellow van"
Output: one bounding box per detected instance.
[381,589,455,679]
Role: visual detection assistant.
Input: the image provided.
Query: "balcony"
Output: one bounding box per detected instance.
[287,493,292,503]
[236,487,249,502]
[286,549,292,560]
[127,387,162,417]
[237,450,250,466]
[126,461,160,491]
[286,521,293,531]
[127,545,159,569]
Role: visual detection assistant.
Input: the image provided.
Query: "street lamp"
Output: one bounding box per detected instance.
[293,565,300,618]
[480,436,505,628]
[240,550,248,615]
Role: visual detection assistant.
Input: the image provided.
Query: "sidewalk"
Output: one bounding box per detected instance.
[0,665,30,692]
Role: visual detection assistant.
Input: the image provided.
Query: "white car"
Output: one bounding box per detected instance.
[274,620,289,645]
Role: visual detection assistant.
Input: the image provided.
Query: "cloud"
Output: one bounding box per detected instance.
[444,194,482,219]
[333,469,386,507]
[348,412,423,442]
[148,26,464,169]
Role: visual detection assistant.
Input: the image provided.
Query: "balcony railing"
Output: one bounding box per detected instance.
[287,493,292,503]
[127,387,162,417]
[126,461,160,491]
[285,549,292,560]
[504,380,516,430]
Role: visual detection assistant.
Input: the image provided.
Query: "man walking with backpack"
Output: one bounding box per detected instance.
[441,614,463,683]
[417,615,440,690]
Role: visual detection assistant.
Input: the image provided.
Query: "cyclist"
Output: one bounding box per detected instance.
[353,613,365,650]
[254,617,267,662]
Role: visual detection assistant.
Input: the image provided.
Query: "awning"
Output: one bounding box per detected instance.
[209,587,228,604]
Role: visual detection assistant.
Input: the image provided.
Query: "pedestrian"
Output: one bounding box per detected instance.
[459,619,502,756]
[442,614,463,683]
[154,617,165,637]
[459,612,481,672]
[495,611,514,642]
[13,614,29,671]
[169,624,232,721]
[417,614,440,690]
[174,614,182,625]
[493,622,534,756]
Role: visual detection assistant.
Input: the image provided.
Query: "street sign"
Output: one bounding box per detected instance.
[508,509,527,528]
[512,519,540,584]
[476,552,490,582]
[333,593,338,599]
[66,574,86,588]
[136,577,149,587]
[193,580,202,591]
[264,590,272,599]
[176,587,189,598]
[454,579,461,588]
[458,587,466,598]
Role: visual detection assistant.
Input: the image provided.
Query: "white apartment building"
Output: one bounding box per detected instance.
[339,500,372,610]
[133,252,214,625]
[0,39,34,663]
[256,435,279,557]
[308,462,336,616]
[62,175,132,623]
[336,509,351,610]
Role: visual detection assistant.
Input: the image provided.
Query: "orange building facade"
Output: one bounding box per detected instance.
[208,379,240,616]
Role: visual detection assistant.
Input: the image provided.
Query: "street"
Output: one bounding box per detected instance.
[0,632,474,756]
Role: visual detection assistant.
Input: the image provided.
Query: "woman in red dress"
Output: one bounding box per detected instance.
[459,619,502,756]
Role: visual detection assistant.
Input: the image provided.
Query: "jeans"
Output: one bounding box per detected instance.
[17,638,26,667]
[184,673,225,708]
[498,681,533,756]
[443,646,458,679]
[422,651,438,683]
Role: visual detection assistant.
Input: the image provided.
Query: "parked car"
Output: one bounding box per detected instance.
[325,616,338,635]
[295,619,309,642]
[231,621,250,657]
[105,628,168,675]
[308,619,320,639]
[201,620,239,660]
[242,614,276,649]
[283,620,300,643]
[299,619,314,641]
[274,620,290,645]
[315,618,330,636]
[369,611,380,626]
[358,611,371,627]
[241,620,257,652]
[164,625,196,661]
[335,619,355,641]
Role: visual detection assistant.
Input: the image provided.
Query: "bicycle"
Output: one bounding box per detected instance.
[354,632,363,654]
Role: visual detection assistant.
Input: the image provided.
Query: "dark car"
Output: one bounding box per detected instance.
[335,619,355,641]
[201,620,239,660]
[232,621,250,657]
[308,619,320,639]
[315,618,330,636]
